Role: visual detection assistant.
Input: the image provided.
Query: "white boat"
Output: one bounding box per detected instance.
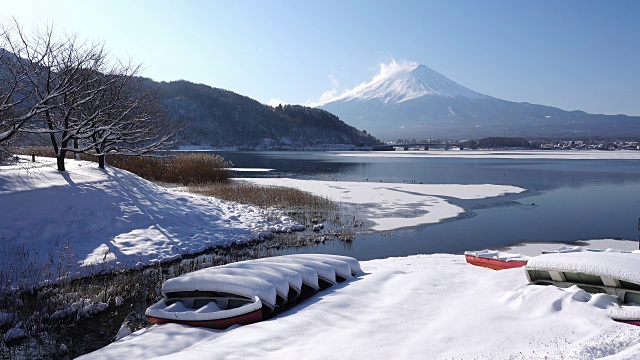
[253,257,337,289]
[286,254,353,281]
[525,251,640,326]
[222,262,303,304]
[145,254,360,329]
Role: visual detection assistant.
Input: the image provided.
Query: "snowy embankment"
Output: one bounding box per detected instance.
[0,158,302,284]
[239,178,525,231]
[82,254,640,360]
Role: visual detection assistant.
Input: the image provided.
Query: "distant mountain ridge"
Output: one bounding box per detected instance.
[153,80,381,149]
[320,62,640,140]
[0,45,381,150]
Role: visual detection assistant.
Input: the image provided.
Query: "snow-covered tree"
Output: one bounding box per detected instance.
[0,22,57,149]
[0,20,176,170]
[78,69,178,168]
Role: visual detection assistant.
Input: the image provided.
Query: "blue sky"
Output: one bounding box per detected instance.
[4,0,640,115]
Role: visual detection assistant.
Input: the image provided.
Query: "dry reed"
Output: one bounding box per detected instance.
[12,147,232,184]
[187,182,337,211]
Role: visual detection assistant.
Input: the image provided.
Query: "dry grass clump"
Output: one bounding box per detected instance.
[13,146,58,158]
[106,154,232,184]
[11,147,232,185]
[188,182,337,211]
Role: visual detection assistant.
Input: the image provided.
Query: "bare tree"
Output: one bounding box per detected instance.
[77,64,179,169]
[0,20,109,170]
[0,21,55,146]
[1,20,177,170]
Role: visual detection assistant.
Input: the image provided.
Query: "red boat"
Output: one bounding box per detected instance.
[464,250,529,270]
[614,319,640,327]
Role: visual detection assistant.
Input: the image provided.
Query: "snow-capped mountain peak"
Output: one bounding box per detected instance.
[321,61,488,105]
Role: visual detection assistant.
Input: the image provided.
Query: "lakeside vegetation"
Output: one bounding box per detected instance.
[0,151,357,357]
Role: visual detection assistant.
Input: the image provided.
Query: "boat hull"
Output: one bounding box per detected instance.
[613,319,640,327]
[146,307,263,329]
[465,254,528,270]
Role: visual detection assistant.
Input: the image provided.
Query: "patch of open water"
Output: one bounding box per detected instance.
[215,151,640,259]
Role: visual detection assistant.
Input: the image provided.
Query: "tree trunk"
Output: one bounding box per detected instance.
[57,151,66,171]
[98,155,105,169]
[74,139,80,160]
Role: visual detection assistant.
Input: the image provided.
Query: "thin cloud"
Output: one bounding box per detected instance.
[329,74,340,88]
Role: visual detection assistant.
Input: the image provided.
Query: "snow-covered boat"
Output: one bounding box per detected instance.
[250,260,321,299]
[464,250,529,270]
[145,254,360,329]
[525,251,640,326]
[222,262,303,305]
[253,257,337,289]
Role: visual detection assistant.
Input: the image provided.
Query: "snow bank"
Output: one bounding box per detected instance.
[239,178,525,231]
[80,255,640,359]
[0,158,302,284]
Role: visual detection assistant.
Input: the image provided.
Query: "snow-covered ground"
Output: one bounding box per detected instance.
[81,254,640,360]
[239,178,525,231]
[334,150,640,160]
[4,155,640,358]
[0,157,302,284]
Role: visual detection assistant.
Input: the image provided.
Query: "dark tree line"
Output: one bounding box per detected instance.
[159,81,382,148]
[462,137,532,149]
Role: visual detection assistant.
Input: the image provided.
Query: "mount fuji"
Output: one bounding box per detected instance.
[319,62,640,140]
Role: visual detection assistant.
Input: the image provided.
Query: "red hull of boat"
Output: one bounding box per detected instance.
[465,255,528,270]
[146,308,263,329]
[614,319,640,327]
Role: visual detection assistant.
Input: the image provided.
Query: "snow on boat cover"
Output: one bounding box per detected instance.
[525,251,640,285]
[146,254,360,329]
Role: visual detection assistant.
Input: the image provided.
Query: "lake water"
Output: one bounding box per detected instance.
[214,151,640,260]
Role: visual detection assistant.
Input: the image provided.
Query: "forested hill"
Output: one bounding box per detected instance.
[153,80,382,149]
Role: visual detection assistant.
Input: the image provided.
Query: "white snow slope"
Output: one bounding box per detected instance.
[0,158,301,284]
[82,254,640,360]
